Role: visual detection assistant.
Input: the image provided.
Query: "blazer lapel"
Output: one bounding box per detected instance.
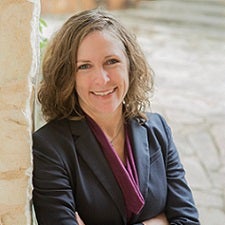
[68,119,126,223]
[128,118,150,200]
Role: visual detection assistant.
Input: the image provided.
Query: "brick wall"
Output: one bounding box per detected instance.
[0,0,39,224]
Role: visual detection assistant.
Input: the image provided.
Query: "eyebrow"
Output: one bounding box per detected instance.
[76,60,91,63]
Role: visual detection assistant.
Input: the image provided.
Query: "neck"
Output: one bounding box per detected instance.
[99,113,124,140]
[110,117,124,145]
[84,109,124,140]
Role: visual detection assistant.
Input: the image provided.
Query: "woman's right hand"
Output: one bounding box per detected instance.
[142,213,169,225]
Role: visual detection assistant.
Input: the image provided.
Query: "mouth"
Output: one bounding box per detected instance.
[91,88,117,96]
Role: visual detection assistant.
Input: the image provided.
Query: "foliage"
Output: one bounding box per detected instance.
[39,18,48,51]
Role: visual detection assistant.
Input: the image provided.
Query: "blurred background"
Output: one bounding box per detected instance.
[37,0,225,224]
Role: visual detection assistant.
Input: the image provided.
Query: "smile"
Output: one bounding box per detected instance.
[91,88,116,96]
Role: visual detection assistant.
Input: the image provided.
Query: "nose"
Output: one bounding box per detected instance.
[94,67,110,85]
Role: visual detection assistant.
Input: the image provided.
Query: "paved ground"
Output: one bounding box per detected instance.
[115,1,225,224]
[42,0,225,224]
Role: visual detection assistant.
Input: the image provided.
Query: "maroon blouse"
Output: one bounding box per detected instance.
[86,115,145,220]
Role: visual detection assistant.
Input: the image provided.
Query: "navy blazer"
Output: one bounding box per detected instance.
[33,113,200,225]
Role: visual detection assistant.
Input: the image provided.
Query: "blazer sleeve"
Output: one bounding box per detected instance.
[156,114,200,224]
[32,124,78,225]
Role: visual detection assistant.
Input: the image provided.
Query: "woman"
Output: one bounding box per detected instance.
[33,9,200,225]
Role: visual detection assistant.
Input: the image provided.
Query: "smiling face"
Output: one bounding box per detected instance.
[75,30,129,119]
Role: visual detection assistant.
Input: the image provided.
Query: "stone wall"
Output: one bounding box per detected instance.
[0,0,39,225]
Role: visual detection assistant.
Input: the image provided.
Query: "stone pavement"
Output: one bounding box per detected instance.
[113,1,225,224]
[41,0,225,224]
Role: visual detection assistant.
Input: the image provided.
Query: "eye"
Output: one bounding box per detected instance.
[105,58,119,65]
[77,64,91,70]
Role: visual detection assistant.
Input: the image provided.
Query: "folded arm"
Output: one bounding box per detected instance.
[33,132,78,225]
[75,212,169,225]
[142,213,169,225]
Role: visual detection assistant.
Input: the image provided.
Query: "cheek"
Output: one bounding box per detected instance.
[124,69,130,94]
[125,77,129,93]
[124,68,130,86]
[120,70,129,95]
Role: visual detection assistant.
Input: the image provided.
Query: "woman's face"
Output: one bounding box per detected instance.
[75,30,129,118]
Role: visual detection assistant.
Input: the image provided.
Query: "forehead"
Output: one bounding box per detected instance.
[77,30,126,56]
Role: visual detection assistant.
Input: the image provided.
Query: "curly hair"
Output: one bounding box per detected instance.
[38,8,154,122]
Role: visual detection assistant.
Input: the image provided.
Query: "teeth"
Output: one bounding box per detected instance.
[93,89,114,96]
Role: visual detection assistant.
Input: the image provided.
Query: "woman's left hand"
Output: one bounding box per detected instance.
[142,213,169,225]
[75,212,86,225]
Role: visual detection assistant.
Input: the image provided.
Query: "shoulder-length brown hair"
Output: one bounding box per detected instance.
[38,8,154,122]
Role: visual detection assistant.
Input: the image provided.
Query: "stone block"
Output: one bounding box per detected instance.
[0,1,33,85]
[0,208,26,225]
[0,0,39,224]
[0,179,28,205]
